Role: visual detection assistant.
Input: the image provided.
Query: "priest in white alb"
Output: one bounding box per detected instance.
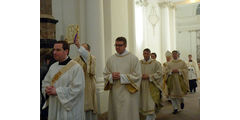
[140,48,163,120]
[103,37,142,120]
[42,41,85,120]
[74,40,98,120]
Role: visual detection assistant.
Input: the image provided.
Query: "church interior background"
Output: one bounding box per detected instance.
[40,0,200,119]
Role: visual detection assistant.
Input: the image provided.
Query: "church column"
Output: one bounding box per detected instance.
[85,0,105,83]
[40,0,58,48]
[85,0,107,114]
[169,5,176,50]
[128,0,136,54]
[159,2,171,63]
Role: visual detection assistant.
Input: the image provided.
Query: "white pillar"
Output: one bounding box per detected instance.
[85,0,105,83]
[169,5,176,50]
[85,0,107,114]
[103,0,113,59]
[159,2,171,63]
[156,2,177,63]
[161,4,171,50]
[128,0,136,54]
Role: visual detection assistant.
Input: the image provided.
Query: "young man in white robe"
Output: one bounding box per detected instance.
[150,53,161,65]
[187,54,200,93]
[151,52,163,99]
[165,50,189,114]
[74,40,98,120]
[103,37,142,120]
[42,41,85,120]
[140,48,163,120]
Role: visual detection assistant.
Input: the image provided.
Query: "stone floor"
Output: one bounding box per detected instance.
[98,82,200,120]
[155,88,200,120]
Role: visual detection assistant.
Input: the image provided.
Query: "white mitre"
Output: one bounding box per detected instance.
[165,50,172,57]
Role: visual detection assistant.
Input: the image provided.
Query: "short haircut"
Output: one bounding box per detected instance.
[143,48,151,53]
[172,50,180,55]
[151,53,157,57]
[83,43,91,51]
[55,40,69,51]
[188,54,192,57]
[116,37,127,45]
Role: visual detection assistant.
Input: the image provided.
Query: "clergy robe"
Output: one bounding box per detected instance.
[187,60,200,80]
[42,58,85,120]
[161,61,171,96]
[74,46,98,114]
[187,60,200,92]
[140,59,163,115]
[103,50,141,120]
[165,59,189,98]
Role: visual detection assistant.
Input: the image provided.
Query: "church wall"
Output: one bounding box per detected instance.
[175,3,200,62]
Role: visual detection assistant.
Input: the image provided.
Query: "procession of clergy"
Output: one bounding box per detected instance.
[41,36,200,120]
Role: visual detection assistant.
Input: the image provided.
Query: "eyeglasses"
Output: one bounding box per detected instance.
[114,44,125,47]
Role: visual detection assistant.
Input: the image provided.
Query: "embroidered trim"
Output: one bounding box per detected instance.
[51,60,77,85]
[140,110,155,115]
[125,75,139,94]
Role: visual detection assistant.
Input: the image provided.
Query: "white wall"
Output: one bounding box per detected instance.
[175,2,200,62]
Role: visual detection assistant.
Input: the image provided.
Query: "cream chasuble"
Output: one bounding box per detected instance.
[103,50,141,120]
[140,59,163,115]
[165,59,189,98]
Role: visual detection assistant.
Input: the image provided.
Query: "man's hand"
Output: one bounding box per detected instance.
[112,72,120,80]
[74,39,81,48]
[172,69,179,73]
[45,86,57,96]
[142,74,149,80]
[45,86,51,94]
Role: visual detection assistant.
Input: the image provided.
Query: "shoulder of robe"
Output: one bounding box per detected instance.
[73,56,80,61]
[71,60,82,69]
[49,62,58,70]
[152,60,160,64]
[105,55,115,64]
